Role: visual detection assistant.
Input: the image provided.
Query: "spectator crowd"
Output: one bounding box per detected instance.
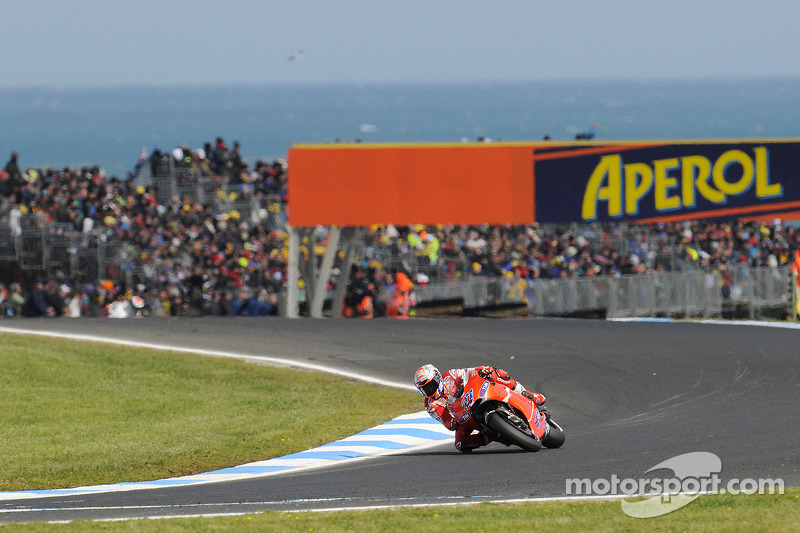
[1,142,799,319]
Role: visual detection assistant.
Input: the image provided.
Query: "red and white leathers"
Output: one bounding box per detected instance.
[423,366,545,453]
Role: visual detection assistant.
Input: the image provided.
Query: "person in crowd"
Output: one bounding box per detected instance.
[211,137,231,177]
[5,151,22,183]
[43,281,69,316]
[231,289,251,316]
[148,146,171,177]
[230,141,246,177]
[343,266,370,318]
[0,170,13,197]
[66,288,82,317]
[25,279,56,317]
[386,270,414,318]
[7,282,26,317]
[245,288,276,316]
[0,282,8,315]
[210,291,235,316]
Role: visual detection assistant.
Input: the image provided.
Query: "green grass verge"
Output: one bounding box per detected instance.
[0,333,421,491]
[4,489,798,532]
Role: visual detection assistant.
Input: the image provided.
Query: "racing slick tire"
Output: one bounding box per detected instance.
[485,410,542,452]
[542,419,566,449]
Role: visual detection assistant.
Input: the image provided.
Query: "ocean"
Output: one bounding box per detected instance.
[1,79,798,178]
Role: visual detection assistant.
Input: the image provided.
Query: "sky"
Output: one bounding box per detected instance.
[3,0,799,88]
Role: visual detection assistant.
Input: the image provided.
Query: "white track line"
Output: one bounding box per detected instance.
[0,326,416,391]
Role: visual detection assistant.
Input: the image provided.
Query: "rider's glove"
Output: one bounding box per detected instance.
[521,390,536,401]
[478,366,495,379]
[522,390,547,406]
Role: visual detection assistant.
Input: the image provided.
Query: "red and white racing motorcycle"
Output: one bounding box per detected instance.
[457,371,565,452]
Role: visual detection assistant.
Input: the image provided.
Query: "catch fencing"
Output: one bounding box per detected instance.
[413,266,792,320]
[0,214,121,284]
[139,156,287,229]
[0,210,793,320]
[0,213,282,291]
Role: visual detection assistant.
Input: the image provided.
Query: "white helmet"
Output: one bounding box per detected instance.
[414,364,442,398]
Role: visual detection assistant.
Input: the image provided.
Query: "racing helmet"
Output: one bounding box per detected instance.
[414,364,442,397]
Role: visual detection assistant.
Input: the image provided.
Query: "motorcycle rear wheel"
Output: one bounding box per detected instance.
[485,410,542,452]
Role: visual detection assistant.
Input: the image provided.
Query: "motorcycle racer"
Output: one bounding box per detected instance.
[414,364,547,453]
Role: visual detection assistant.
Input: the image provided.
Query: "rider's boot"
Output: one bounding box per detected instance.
[456,432,491,453]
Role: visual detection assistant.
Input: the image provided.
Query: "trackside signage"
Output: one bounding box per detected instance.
[287,140,800,227]
[533,141,800,223]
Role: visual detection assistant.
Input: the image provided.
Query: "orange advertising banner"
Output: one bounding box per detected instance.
[287,142,537,227]
[288,139,800,227]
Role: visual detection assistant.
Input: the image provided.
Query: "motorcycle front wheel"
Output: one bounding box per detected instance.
[542,419,566,449]
[485,409,542,452]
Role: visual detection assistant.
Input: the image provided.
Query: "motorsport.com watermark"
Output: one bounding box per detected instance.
[565,452,785,518]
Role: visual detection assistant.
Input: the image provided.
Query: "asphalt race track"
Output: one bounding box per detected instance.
[1,317,798,523]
